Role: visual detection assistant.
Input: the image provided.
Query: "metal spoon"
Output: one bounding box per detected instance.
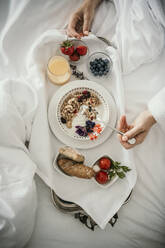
[80,106,136,145]
[106,124,136,145]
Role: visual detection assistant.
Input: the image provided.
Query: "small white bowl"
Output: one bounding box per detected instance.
[59,39,89,65]
[87,51,113,79]
[92,155,118,188]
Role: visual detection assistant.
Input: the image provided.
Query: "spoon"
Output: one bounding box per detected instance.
[80,106,136,145]
[106,124,136,145]
[96,116,136,145]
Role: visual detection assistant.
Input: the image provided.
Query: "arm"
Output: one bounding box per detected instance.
[67,0,102,38]
[148,87,165,133]
[117,87,165,149]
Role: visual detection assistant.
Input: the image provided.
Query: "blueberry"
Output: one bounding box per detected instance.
[61,117,66,124]
[104,59,109,64]
[95,72,98,76]
[99,71,103,76]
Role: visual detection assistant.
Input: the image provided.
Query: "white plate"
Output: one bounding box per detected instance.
[57,87,109,140]
[48,80,117,149]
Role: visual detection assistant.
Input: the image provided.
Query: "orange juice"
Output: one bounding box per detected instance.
[47,56,71,85]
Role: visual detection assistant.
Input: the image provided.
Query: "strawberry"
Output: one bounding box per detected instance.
[76,45,87,56]
[69,51,80,61]
[95,171,109,184]
[60,40,74,55]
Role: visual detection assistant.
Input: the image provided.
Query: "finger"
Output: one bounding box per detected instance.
[118,115,131,134]
[133,131,147,145]
[117,115,126,130]
[83,13,91,35]
[67,15,81,38]
[117,134,133,149]
[67,27,81,39]
[123,126,143,140]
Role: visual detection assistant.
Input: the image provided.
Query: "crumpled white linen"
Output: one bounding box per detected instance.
[0,0,165,247]
[0,79,38,248]
[112,0,165,75]
[148,86,165,134]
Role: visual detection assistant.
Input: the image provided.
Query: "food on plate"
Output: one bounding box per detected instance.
[76,45,87,56]
[69,51,80,61]
[99,157,111,170]
[95,171,109,184]
[57,158,95,179]
[60,90,100,129]
[60,40,74,55]
[89,57,110,77]
[47,56,71,85]
[93,164,100,173]
[56,147,131,186]
[59,146,84,163]
[93,156,131,185]
[75,121,103,139]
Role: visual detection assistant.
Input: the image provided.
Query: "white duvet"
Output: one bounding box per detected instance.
[0,0,165,248]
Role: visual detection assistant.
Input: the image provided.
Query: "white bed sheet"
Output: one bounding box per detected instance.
[0,0,165,248]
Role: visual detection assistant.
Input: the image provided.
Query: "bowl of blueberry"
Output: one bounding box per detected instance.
[87,52,112,78]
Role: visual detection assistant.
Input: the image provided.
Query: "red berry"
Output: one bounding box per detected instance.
[76,45,87,56]
[69,51,80,61]
[82,90,88,95]
[95,171,109,184]
[99,157,111,170]
[60,40,74,55]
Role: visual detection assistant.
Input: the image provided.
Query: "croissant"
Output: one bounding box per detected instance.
[57,158,95,179]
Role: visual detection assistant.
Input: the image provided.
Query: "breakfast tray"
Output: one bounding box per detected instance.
[51,189,132,231]
[50,35,133,230]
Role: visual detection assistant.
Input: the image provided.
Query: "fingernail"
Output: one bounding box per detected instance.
[84,31,89,35]
[122,135,128,142]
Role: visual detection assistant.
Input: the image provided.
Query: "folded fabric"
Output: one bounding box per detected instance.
[148,87,165,134]
[0,79,38,248]
[0,79,38,148]
[112,0,165,75]
[0,147,37,248]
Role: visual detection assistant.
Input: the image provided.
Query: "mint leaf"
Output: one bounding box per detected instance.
[109,171,116,178]
[121,166,131,172]
[116,171,125,179]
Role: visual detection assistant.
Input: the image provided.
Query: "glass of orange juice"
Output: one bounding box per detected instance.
[47,55,71,85]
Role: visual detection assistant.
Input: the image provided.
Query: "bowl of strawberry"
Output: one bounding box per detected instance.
[60,39,88,64]
[92,156,131,187]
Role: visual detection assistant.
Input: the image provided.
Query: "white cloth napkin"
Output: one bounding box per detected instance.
[26,30,137,229]
[0,79,38,247]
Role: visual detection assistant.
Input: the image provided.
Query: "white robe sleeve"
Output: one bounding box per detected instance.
[148,87,165,133]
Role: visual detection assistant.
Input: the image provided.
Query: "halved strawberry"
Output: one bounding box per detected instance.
[76,45,87,56]
[69,51,80,61]
[60,40,74,55]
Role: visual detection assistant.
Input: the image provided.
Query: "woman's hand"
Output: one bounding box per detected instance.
[67,0,102,39]
[117,110,156,149]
